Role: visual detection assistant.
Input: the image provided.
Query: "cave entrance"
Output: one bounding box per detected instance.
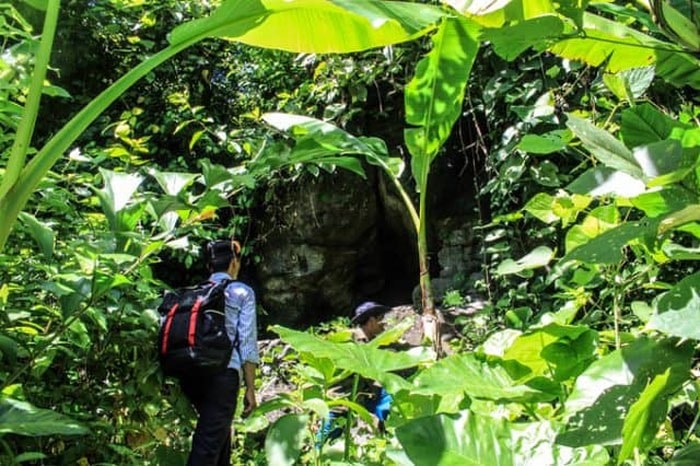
[375,222,419,307]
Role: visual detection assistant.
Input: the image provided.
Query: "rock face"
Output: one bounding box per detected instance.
[252,148,485,327]
[253,169,387,326]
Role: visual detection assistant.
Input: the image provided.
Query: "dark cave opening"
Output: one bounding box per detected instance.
[371,222,420,308]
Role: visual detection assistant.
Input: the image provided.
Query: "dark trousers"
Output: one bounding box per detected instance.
[180,369,240,466]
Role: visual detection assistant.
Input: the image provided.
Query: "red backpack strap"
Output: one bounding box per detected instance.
[160,303,180,355]
[187,297,204,347]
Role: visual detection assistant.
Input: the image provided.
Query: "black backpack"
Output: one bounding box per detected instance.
[157,280,233,377]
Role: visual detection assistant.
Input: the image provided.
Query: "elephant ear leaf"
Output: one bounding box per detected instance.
[396,410,608,466]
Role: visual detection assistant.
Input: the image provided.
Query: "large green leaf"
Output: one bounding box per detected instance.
[94,168,144,232]
[602,66,655,102]
[560,218,658,264]
[620,103,690,148]
[483,15,566,60]
[405,17,479,187]
[648,272,700,340]
[518,129,572,154]
[264,413,309,466]
[397,410,609,466]
[524,193,559,223]
[411,353,551,402]
[558,337,693,447]
[650,0,700,51]
[511,421,609,466]
[0,0,58,203]
[170,0,444,53]
[444,0,580,28]
[631,187,695,218]
[397,410,513,466]
[566,115,643,179]
[523,191,591,226]
[659,204,700,234]
[262,112,396,177]
[564,205,620,253]
[550,13,654,72]
[549,13,700,89]
[618,369,671,464]
[502,323,597,383]
[0,398,88,437]
[580,205,619,232]
[271,326,431,393]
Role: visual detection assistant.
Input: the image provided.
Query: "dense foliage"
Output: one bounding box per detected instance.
[1,0,699,465]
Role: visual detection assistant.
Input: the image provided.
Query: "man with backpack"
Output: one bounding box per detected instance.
[158,239,259,465]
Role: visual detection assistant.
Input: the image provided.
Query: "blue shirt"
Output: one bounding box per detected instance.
[209,272,260,374]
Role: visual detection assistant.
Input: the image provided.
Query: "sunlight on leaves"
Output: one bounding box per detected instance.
[494,245,554,276]
[397,410,609,466]
[97,168,144,214]
[412,352,550,402]
[566,115,643,179]
[648,273,700,340]
[558,337,692,447]
[560,219,658,264]
[171,0,443,53]
[485,15,566,60]
[502,323,597,383]
[631,188,695,218]
[618,369,671,464]
[272,326,431,393]
[602,66,655,102]
[567,167,645,197]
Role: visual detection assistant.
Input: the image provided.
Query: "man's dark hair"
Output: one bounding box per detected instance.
[205,240,241,272]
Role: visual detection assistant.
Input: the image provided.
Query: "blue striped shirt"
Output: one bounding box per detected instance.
[209,272,260,373]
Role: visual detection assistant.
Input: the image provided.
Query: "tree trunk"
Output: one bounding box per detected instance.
[418,186,442,357]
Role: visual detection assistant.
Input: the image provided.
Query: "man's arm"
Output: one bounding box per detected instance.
[242,361,257,416]
[237,287,260,417]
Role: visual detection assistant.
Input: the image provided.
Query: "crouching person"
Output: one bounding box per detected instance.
[317,302,394,447]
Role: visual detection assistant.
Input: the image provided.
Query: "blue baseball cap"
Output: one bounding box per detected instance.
[351,301,390,326]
